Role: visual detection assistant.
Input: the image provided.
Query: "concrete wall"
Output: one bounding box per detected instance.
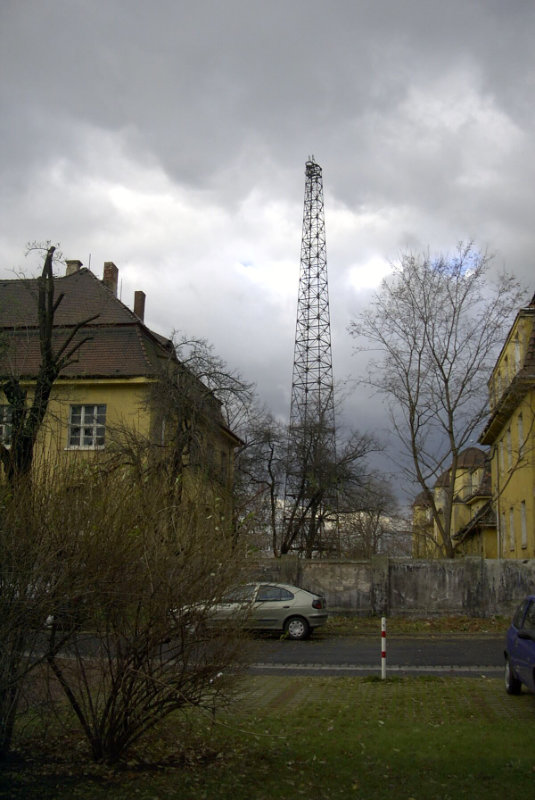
[250,556,535,617]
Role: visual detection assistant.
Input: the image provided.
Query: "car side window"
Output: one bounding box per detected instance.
[279,588,294,600]
[256,585,285,602]
[524,601,535,633]
[223,586,255,603]
[256,586,295,602]
[513,599,529,629]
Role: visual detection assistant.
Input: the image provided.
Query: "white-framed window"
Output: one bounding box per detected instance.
[517,413,524,458]
[509,508,515,551]
[520,501,527,549]
[67,404,106,449]
[500,512,506,557]
[0,405,13,446]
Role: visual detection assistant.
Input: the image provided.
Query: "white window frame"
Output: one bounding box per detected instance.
[517,413,524,459]
[500,512,506,557]
[509,507,515,551]
[520,501,527,549]
[498,440,504,474]
[67,404,106,450]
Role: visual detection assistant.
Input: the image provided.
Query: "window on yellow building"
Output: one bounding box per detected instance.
[0,406,12,446]
[514,334,521,372]
[520,501,527,549]
[68,404,107,449]
[509,508,515,551]
[517,413,524,458]
[498,439,504,474]
[507,428,512,470]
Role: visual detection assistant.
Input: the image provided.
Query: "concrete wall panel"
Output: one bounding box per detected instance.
[251,557,535,617]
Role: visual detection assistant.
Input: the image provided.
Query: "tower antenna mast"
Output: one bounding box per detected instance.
[282,157,338,557]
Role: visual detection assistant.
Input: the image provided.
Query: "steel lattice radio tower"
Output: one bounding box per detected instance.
[283,157,338,556]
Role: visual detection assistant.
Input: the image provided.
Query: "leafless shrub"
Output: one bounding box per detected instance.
[39,463,249,763]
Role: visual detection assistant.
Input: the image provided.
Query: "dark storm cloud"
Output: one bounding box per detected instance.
[1,0,534,498]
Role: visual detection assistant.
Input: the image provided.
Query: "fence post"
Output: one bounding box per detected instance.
[381,616,387,680]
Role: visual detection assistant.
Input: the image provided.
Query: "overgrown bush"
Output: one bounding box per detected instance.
[2,460,249,763]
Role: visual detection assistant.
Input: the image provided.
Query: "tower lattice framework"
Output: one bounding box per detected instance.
[283,158,338,556]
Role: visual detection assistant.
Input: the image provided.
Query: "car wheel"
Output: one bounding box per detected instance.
[284,616,310,641]
[505,656,522,695]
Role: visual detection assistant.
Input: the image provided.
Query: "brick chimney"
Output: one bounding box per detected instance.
[102,261,118,296]
[65,259,83,275]
[134,290,146,322]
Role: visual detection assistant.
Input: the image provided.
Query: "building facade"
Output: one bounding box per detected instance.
[411,447,495,558]
[479,293,535,558]
[0,260,241,519]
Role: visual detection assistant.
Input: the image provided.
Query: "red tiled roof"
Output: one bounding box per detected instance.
[0,269,139,327]
[456,447,487,468]
[432,447,487,489]
[412,490,431,508]
[0,269,173,379]
[1,327,168,378]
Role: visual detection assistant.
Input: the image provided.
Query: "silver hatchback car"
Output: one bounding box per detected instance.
[210,582,328,640]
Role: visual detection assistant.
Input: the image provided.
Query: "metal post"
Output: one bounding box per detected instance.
[381,616,387,679]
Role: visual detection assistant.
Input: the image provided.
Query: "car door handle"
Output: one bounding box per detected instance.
[283,605,290,608]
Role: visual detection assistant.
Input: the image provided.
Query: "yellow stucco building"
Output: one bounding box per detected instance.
[479,293,535,558]
[411,447,496,558]
[0,260,241,518]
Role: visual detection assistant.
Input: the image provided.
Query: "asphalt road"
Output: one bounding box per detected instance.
[245,635,506,677]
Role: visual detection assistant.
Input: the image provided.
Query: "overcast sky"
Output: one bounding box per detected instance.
[1,1,534,499]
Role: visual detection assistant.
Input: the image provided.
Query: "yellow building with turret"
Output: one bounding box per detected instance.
[479,293,535,558]
[412,447,496,558]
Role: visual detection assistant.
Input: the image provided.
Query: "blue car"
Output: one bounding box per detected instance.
[504,595,535,694]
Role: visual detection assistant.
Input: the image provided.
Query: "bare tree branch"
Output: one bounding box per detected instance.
[350,243,526,557]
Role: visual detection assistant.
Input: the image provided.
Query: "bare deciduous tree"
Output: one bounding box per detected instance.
[0,245,97,485]
[0,244,98,757]
[0,483,49,756]
[350,243,526,557]
[338,479,406,558]
[42,466,248,764]
[281,421,378,558]
[233,410,287,554]
[234,403,379,558]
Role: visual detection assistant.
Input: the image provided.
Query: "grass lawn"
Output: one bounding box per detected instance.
[2,674,534,800]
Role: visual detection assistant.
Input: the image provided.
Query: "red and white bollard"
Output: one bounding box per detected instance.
[381,616,387,679]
